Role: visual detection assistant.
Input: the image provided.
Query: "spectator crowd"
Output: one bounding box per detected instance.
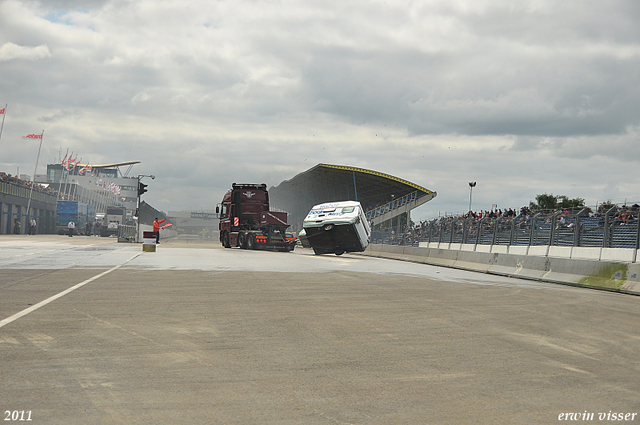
[373,203,640,246]
[0,172,59,197]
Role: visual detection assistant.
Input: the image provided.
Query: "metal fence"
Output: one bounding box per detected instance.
[0,180,58,204]
[365,190,422,221]
[117,225,136,241]
[371,207,640,250]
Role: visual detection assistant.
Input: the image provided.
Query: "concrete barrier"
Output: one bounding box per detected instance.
[365,243,383,258]
[423,248,458,268]
[453,250,493,273]
[508,245,528,256]
[600,248,635,263]
[491,245,508,254]
[528,245,549,257]
[548,246,572,259]
[475,244,491,253]
[571,247,601,260]
[624,263,640,293]
[362,244,640,296]
[402,247,431,264]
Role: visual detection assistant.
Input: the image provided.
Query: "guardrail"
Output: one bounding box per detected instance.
[0,181,58,204]
[372,207,640,252]
[365,190,423,220]
[117,225,136,241]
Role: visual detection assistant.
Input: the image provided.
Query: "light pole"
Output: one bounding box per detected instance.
[468,182,476,213]
[136,174,155,242]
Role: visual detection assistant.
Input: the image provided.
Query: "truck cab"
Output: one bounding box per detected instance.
[217,183,295,251]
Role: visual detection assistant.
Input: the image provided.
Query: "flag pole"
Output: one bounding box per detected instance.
[26,131,45,232]
[0,104,7,145]
[56,148,68,205]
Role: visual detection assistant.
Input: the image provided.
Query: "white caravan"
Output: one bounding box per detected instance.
[298,201,371,255]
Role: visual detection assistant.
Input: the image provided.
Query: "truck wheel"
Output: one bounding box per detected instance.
[223,232,231,248]
[335,249,345,256]
[238,233,246,249]
[246,234,255,250]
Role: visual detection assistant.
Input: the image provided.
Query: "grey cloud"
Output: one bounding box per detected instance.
[2,0,640,215]
[0,43,51,61]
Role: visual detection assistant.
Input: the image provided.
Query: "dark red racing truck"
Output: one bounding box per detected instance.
[216,183,296,251]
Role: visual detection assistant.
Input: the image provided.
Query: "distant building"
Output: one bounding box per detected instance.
[1,171,57,234]
[166,210,219,236]
[37,161,142,217]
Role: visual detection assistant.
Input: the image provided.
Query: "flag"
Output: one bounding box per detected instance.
[64,153,73,170]
[161,222,172,229]
[23,133,42,139]
[61,153,68,166]
[0,108,5,114]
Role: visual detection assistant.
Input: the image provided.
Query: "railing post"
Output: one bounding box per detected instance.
[530,213,541,246]
[450,218,457,244]
[603,206,617,248]
[634,215,640,263]
[509,216,516,246]
[476,217,485,248]
[462,218,469,244]
[431,220,437,244]
[550,211,562,246]
[574,208,589,247]
[492,217,498,247]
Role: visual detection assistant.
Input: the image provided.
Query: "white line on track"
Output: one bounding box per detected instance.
[0,252,142,330]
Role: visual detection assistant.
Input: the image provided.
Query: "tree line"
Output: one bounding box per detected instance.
[529,193,616,211]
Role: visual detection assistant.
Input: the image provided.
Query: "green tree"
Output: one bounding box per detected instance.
[598,200,616,210]
[557,195,585,209]
[530,193,558,211]
[530,193,585,211]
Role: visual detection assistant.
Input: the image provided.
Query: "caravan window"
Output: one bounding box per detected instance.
[342,206,355,213]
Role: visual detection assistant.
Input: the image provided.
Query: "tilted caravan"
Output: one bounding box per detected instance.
[299,201,371,255]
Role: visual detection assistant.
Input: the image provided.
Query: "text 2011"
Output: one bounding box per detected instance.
[4,411,32,421]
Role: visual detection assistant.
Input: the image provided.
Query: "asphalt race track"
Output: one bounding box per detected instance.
[1,235,639,424]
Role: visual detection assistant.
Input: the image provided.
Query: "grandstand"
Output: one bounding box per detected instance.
[269,163,437,233]
[377,206,640,254]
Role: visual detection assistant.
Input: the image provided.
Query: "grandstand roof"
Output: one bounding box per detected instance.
[77,161,141,168]
[269,163,436,231]
[277,163,433,202]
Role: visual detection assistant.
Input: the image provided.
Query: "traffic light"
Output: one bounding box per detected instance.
[138,182,148,196]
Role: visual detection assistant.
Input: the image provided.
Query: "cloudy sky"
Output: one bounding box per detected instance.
[1,0,639,220]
